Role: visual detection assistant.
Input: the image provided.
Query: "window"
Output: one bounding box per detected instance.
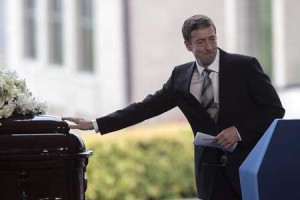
[77,0,94,72]
[48,0,64,65]
[24,0,37,59]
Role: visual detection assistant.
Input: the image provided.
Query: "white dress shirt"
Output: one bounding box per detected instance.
[92,119,99,133]
[190,50,220,104]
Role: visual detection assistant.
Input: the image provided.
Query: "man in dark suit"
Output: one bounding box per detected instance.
[64,15,285,200]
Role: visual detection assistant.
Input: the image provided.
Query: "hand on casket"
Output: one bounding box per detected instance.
[63,117,94,130]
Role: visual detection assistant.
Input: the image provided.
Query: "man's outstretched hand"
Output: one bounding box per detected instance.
[63,117,94,130]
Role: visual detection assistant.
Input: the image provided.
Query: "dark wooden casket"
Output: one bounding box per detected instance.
[0,115,92,200]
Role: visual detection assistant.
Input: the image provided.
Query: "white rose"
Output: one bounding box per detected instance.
[38,102,47,114]
[24,97,35,113]
[2,104,15,118]
[15,93,31,114]
[33,101,47,114]
[0,79,3,88]
[16,93,26,105]
[0,97,4,108]
[0,109,4,118]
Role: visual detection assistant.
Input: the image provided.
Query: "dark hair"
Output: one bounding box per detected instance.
[182,15,216,42]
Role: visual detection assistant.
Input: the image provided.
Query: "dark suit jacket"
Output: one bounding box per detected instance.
[96,49,285,198]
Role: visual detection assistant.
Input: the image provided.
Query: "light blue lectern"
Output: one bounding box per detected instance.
[239,119,300,200]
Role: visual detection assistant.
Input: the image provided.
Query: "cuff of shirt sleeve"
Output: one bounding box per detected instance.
[236,130,242,141]
[92,119,100,134]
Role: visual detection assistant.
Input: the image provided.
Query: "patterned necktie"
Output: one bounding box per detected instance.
[201,68,214,109]
[201,68,218,122]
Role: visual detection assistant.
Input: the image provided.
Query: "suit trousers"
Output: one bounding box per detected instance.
[202,165,242,200]
[209,166,241,200]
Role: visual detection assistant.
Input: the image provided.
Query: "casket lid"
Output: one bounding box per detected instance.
[0,115,69,134]
[0,115,88,155]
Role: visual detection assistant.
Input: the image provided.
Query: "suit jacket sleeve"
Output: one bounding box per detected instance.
[235,58,285,144]
[96,71,178,134]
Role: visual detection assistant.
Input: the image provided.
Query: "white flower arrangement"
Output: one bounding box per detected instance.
[0,67,47,119]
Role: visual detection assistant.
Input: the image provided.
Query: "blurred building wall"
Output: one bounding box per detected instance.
[273,0,300,87]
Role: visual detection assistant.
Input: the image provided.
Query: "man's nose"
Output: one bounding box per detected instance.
[204,40,214,50]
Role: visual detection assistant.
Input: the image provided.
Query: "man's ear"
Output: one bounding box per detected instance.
[184,41,192,51]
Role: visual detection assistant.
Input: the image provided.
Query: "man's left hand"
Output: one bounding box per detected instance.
[214,126,240,149]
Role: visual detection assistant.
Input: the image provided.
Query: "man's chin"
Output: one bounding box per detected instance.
[202,54,217,66]
[201,58,215,67]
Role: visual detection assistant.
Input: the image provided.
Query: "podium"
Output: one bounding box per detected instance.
[239,119,300,200]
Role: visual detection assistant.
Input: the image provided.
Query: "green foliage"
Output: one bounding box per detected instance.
[81,123,197,200]
[259,0,273,77]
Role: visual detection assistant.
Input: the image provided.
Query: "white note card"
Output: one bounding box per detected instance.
[193,132,237,152]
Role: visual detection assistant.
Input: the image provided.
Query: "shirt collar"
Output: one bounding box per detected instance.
[196,49,220,75]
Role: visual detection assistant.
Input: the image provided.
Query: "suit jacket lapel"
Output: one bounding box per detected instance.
[182,61,195,96]
[181,62,202,104]
[218,49,231,124]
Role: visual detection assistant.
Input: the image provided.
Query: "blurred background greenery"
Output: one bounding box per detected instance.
[81,123,197,200]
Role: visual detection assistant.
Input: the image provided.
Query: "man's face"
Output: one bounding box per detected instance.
[184,26,218,67]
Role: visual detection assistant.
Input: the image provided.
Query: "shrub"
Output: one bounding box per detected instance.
[81,123,197,200]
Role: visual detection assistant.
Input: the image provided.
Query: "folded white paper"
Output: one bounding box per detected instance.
[193,132,237,152]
